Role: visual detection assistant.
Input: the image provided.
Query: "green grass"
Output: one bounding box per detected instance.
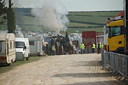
[0,56,46,74]
[68,22,99,27]
[69,11,120,17]
[67,11,121,33]
[68,11,121,25]
[66,27,103,33]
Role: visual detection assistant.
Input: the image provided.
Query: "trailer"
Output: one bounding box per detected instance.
[28,37,43,56]
[0,33,16,65]
[82,31,96,47]
[82,31,96,53]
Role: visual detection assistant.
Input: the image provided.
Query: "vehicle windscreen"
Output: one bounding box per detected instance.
[0,41,2,52]
[16,42,25,48]
[108,26,123,37]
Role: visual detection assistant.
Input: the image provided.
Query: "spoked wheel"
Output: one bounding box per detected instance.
[56,42,60,55]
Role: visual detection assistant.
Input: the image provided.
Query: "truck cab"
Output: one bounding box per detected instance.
[106,19,125,53]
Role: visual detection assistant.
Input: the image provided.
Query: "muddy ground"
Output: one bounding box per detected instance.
[0,54,126,85]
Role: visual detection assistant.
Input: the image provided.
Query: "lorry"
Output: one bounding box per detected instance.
[104,11,124,53]
[0,33,16,65]
[15,38,30,60]
[104,0,128,54]
[28,36,43,56]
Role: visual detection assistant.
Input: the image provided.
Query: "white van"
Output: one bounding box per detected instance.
[15,38,30,60]
[28,37,43,56]
[0,33,16,65]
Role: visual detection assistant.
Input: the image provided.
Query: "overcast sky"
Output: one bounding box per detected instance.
[8,0,124,11]
[61,0,124,11]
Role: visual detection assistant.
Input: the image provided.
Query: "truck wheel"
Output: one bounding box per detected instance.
[22,54,25,61]
[60,46,64,55]
[72,46,74,54]
[26,57,29,61]
[56,42,60,55]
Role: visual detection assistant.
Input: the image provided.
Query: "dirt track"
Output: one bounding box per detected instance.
[0,54,125,85]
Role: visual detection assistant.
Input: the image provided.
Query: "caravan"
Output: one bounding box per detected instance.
[15,38,30,60]
[0,33,16,65]
[28,37,43,56]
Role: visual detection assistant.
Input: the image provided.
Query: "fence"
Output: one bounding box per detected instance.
[101,50,128,82]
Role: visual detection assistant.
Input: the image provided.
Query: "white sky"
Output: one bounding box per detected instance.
[8,0,124,11]
[61,0,124,11]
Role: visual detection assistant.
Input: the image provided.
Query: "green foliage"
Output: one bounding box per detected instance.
[7,8,16,33]
[0,0,7,24]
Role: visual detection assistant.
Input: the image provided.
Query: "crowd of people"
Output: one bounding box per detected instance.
[80,41,103,54]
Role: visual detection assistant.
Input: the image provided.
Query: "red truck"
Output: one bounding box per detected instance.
[82,31,96,47]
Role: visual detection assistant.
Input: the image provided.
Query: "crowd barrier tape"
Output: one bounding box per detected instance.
[101,50,128,82]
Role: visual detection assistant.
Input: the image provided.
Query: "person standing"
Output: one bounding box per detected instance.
[97,42,101,54]
[92,43,95,53]
[52,44,56,55]
[101,43,104,49]
[80,42,85,54]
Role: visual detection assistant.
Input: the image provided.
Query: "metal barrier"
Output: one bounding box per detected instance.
[85,48,93,53]
[101,50,128,82]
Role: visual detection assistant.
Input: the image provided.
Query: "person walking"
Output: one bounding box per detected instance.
[52,44,56,55]
[80,42,85,54]
[91,43,95,53]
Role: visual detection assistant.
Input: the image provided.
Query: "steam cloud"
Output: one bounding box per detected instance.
[5,0,69,33]
[31,0,69,33]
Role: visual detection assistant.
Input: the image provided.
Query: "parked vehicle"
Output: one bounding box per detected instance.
[15,38,30,60]
[28,37,43,56]
[105,11,124,53]
[0,33,16,65]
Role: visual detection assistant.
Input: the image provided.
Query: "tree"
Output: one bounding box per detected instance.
[7,0,16,33]
[7,8,16,33]
[0,0,8,24]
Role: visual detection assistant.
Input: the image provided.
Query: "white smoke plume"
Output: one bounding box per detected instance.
[31,0,69,33]
[16,25,24,38]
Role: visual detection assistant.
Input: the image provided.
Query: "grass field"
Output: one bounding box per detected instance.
[67,11,121,33]
[67,27,103,33]
[0,9,121,33]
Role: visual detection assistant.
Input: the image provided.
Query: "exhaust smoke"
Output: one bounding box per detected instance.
[31,0,69,33]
